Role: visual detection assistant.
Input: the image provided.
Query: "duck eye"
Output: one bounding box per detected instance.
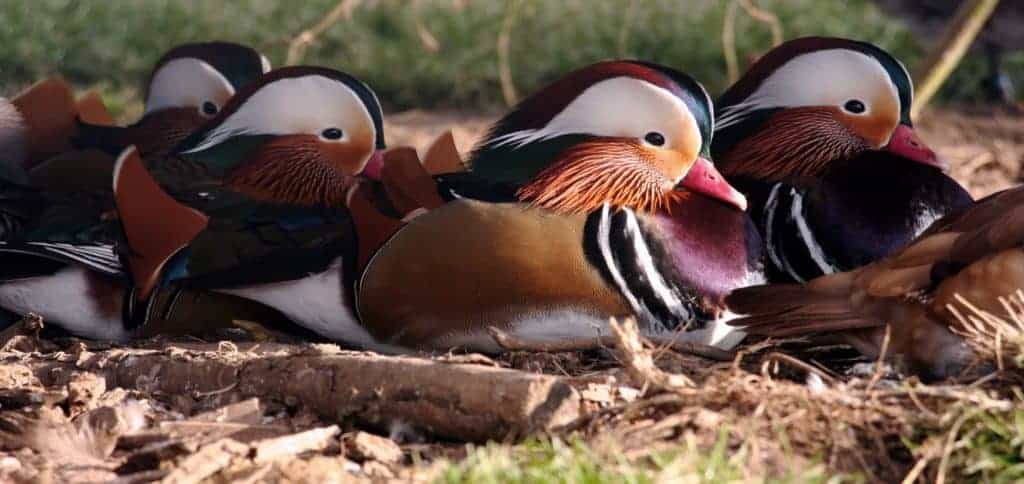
[321,128,343,140]
[843,99,866,114]
[643,132,666,146]
[201,101,218,116]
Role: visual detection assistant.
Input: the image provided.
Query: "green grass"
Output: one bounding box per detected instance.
[1,0,1021,115]
[942,408,1024,483]
[437,433,858,484]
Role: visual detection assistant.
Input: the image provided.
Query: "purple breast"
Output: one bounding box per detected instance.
[648,195,765,301]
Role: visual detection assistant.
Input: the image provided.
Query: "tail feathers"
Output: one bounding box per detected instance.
[726,283,880,337]
[112,146,208,301]
[725,283,823,315]
[733,315,880,337]
[11,77,79,167]
[948,204,1024,266]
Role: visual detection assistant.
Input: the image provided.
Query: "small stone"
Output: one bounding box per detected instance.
[344,431,403,464]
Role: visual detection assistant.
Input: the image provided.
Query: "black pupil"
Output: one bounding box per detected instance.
[201,101,218,115]
[844,100,866,114]
[322,128,343,140]
[644,132,665,146]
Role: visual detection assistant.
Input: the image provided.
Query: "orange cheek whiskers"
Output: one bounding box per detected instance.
[227,136,356,207]
[516,140,678,215]
[719,107,867,182]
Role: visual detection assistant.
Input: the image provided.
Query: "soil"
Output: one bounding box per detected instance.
[2,106,1023,483]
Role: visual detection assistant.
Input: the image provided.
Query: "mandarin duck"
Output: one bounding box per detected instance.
[108,61,761,353]
[712,37,973,284]
[727,186,1024,381]
[73,41,271,160]
[0,66,385,341]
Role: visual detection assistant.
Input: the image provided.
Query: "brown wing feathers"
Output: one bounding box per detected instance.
[726,282,880,337]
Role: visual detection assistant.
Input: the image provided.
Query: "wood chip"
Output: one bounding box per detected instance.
[344,431,403,464]
[159,438,249,484]
[253,425,340,463]
[189,398,262,425]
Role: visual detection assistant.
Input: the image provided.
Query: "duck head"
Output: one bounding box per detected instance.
[175,66,386,207]
[713,37,945,185]
[143,41,271,127]
[75,42,273,159]
[469,60,746,214]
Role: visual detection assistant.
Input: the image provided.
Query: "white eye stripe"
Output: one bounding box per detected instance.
[488,77,701,151]
[183,75,375,155]
[145,58,234,115]
[716,49,899,131]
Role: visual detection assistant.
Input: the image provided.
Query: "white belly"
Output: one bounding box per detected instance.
[217,257,396,351]
[435,308,746,354]
[0,267,128,341]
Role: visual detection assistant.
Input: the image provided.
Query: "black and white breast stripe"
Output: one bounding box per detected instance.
[762,184,841,282]
[584,204,705,332]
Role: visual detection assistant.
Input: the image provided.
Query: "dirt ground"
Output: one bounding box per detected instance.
[2,107,1024,483]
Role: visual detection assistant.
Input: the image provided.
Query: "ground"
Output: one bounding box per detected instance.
[1,107,1024,483]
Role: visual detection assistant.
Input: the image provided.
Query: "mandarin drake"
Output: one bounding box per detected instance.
[0,66,386,341]
[354,61,763,353]
[727,186,1024,381]
[712,37,973,284]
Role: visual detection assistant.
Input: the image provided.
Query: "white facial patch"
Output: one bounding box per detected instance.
[0,98,27,165]
[490,77,701,152]
[260,54,273,74]
[717,49,900,130]
[184,75,376,154]
[144,58,234,115]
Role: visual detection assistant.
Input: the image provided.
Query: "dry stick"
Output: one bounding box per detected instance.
[285,0,363,65]
[910,0,1000,120]
[616,0,639,57]
[762,352,838,386]
[497,0,522,107]
[608,318,694,391]
[487,326,736,361]
[866,324,891,393]
[20,344,581,442]
[722,0,741,84]
[737,0,783,47]
[936,411,975,484]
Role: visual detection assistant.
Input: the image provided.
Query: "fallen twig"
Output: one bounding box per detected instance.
[609,318,694,391]
[21,343,581,442]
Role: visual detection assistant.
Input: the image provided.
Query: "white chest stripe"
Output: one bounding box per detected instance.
[790,190,837,276]
[622,209,685,318]
[762,184,794,281]
[596,204,642,312]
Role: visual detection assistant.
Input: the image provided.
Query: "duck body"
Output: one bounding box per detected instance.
[736,152,972,283]
[357,191,763,352]
[728,186,1024,381]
